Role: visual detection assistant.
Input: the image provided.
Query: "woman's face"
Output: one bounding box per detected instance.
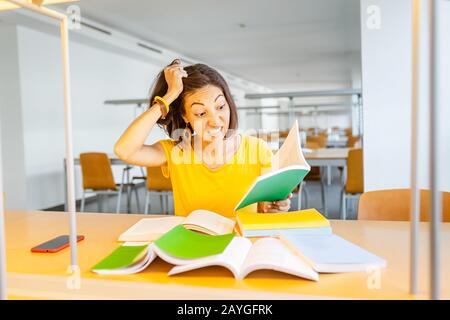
[182,85,231,144]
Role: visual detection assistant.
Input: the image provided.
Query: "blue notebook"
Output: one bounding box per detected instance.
[280,233,387,273]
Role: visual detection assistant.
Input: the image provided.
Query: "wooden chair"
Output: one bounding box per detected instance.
[344,127,353,137]
[340,148,363,219]
[144,166,173,214]
[347,136,361,148]
[79,152,140,213]
[358,189,450,222]
[307,135,327,148]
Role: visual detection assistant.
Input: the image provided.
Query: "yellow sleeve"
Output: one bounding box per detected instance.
[257,138,274,173]
[158,139,176,178]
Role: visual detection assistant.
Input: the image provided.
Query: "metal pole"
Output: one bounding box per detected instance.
[410,0,421,296]
[288,97,294,128]
[245,88,362,99]
[428,0,441,300]
[6,0,79,271]
[0,131,7,299]
[358,95,363,138]
[0,0,79,301]
[60,16,78,272]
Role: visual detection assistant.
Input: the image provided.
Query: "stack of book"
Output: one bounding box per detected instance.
[92,209,386,279]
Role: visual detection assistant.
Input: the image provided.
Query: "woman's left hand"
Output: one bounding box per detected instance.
[258,193,293,213]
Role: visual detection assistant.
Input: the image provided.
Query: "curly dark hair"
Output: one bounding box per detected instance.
[149,61,238,141]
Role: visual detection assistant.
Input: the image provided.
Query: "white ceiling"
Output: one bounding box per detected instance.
[57,0,361,91]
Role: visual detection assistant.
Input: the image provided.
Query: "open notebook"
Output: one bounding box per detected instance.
[92,237,318,281]
[167,237,319,281]
[93,226,386,278]
[93,225,235,275]
[234,120,311,211]
[118,209,235,242]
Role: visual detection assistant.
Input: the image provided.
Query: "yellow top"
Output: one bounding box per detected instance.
[159,134,273,217]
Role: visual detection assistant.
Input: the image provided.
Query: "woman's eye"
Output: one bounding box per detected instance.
[218,105,225,110]
[196,112,206,117]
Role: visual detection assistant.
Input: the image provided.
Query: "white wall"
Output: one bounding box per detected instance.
[0,26,27,209]
[360,0,450,192]
[15,25,164,209]
[1,20,268,210]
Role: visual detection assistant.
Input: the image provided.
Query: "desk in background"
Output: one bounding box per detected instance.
[65,148,350,214]
[305,148,349,186]
[4,210,450,299]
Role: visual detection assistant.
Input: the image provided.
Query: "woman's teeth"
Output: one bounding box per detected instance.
[209,127,222,134]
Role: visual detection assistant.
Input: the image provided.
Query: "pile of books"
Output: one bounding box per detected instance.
[92,209,386,280]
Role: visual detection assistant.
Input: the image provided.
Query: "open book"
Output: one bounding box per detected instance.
[93,225,385,278]
[93,236,318,281]
[91,242,154,275]
[93,225,235,275]
[118,209,235,242]
[167,237,319,281]
[235,120,311,211]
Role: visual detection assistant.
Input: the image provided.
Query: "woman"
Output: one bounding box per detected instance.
[114,59,292,217]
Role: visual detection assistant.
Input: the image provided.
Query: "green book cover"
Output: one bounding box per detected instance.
[154,225,235,259]
[234,167,309,211]
[234,120,310,211]
[92,244,148,271]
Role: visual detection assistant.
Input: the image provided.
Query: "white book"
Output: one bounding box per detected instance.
[167,237,319,281]
[279,233,387,273]
[118,209,235,242]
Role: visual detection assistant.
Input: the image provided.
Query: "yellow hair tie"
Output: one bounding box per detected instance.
[154,96,170,114]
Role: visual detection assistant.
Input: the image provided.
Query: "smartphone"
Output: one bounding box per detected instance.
[31,235,85,253]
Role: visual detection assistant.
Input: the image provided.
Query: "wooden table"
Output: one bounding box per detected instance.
[305,148,349,187]
[4,210,450,300]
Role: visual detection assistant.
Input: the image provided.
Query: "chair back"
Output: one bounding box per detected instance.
[347,136,361,148]
[305,142,320,150]
[307,135,327,148]
[146,166,172,191]
[358,189,450,222]
[345,148,364,194]
[344,128,353,137]
[79,152,116,190]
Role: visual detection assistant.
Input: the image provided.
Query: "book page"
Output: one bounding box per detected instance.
[240,237,318,281]
[167,237,252,278]
[183,209,236,235]
[118,217,185,242]
[272,120,310,170]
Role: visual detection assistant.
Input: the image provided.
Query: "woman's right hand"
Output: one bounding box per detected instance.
[164,59,188,102]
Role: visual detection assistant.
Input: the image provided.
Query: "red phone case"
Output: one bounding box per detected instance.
[31,235,85,253]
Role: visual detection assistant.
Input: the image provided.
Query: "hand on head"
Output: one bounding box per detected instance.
[164,58,188,100]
